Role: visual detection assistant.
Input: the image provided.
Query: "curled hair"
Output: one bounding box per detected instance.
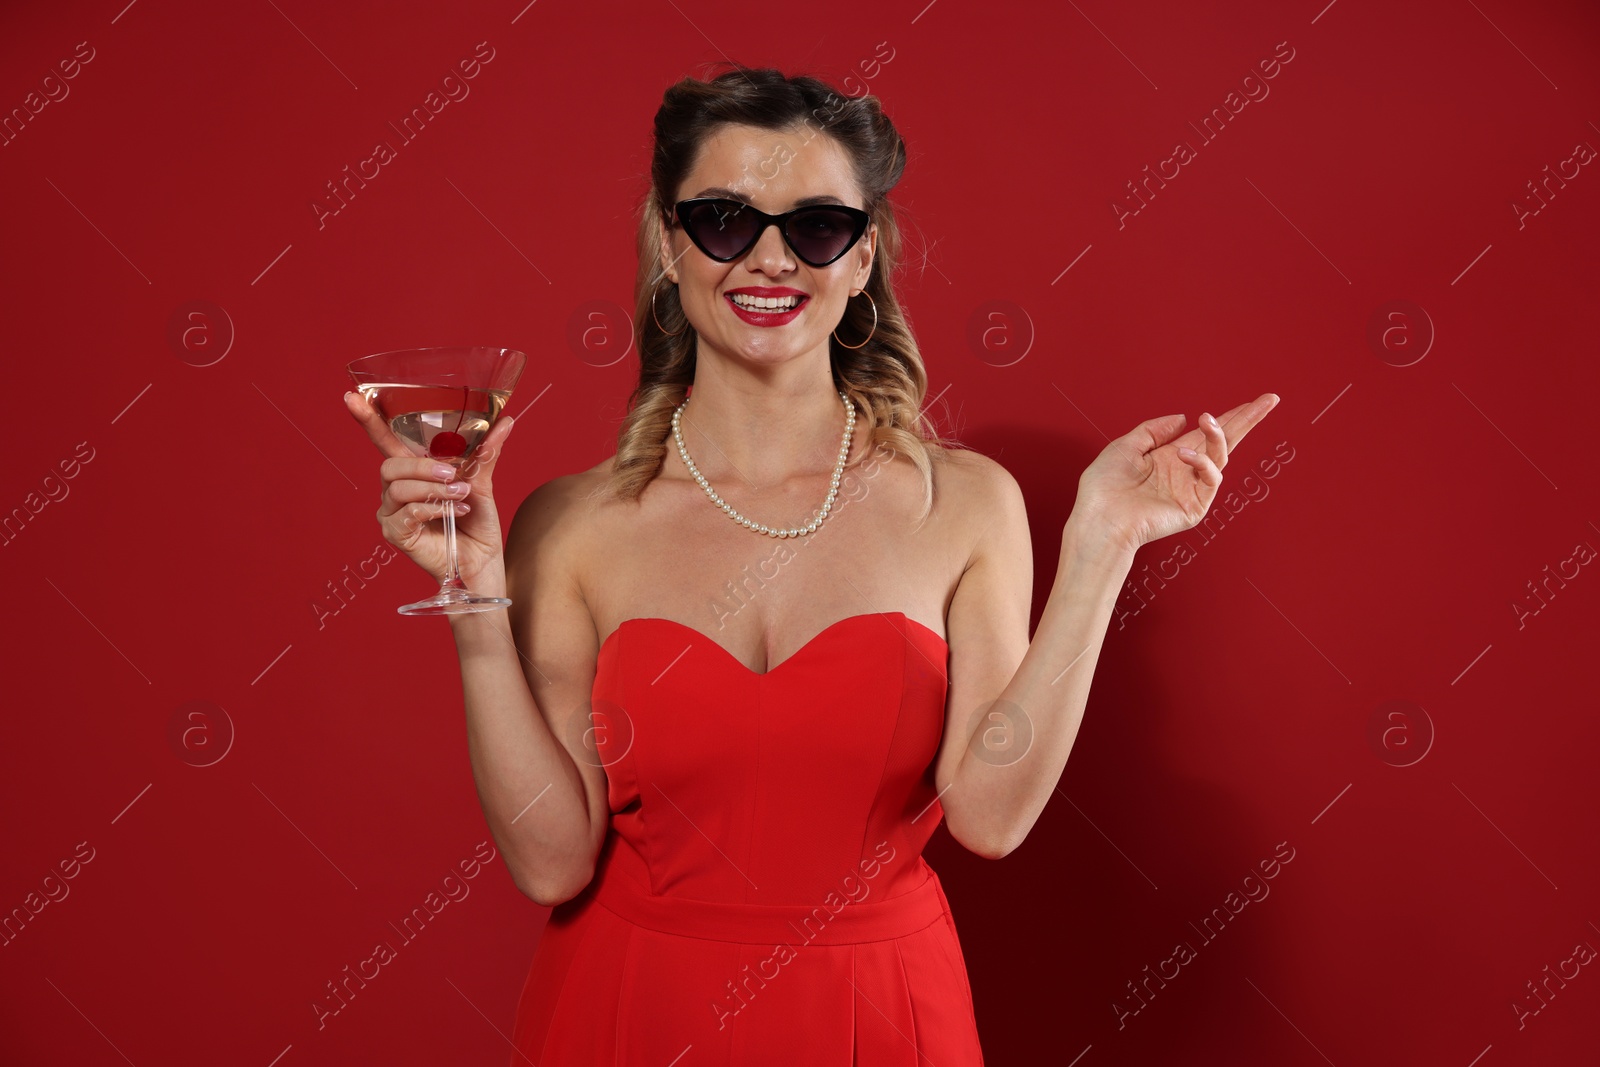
[603,63,965,526]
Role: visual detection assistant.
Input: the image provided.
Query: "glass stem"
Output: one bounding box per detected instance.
[440,496,466,592]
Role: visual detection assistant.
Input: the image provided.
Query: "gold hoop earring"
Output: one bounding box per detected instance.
[831,289,877,350]
[652,282,687,336]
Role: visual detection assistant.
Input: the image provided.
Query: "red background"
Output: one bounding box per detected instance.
[3,1,1598,1064]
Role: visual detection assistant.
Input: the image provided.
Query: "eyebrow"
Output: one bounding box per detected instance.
[692,186,849,209]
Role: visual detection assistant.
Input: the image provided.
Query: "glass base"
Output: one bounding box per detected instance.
[398,584,511,615]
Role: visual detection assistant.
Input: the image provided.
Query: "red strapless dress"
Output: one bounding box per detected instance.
[508,610,985,1065]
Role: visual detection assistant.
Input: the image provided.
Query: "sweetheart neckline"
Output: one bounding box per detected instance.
[597,610,947,678]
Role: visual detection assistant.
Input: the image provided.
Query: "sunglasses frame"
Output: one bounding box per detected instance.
[670,197,873,268]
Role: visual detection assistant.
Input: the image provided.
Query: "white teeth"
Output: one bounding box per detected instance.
[730,294,801,311]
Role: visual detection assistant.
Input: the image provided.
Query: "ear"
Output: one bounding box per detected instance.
[656,207,679,284]
[853,222,877,292]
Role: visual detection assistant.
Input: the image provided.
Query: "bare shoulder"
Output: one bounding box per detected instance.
[924,444,1027,570]
[504,455,618,606]
[929,443,1019,494]
[505,459,603,549]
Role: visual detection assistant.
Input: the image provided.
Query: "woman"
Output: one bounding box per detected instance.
[347,65,1276,1065]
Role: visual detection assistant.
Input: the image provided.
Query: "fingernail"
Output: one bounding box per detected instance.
[1179,447,1197,457]
[432,464,456,480]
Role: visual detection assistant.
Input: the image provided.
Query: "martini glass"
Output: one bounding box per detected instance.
[347,346,527,615]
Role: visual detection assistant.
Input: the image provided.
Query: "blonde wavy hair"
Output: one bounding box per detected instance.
[603,64,966,526]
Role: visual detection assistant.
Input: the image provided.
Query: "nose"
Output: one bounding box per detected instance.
[744,219,795,273]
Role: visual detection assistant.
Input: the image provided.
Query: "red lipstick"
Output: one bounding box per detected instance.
[724,286,809,327]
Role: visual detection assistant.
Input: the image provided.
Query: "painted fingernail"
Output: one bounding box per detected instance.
[445,481,469,494]
[432,464,456,480]
[1179,447,1197,458]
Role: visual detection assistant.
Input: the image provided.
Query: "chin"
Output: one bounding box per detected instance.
[732,338,823,362]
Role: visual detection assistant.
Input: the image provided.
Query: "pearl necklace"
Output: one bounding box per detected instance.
[672,390,856,538]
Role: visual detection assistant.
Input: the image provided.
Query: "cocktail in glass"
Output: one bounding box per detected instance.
[347,346,527,615]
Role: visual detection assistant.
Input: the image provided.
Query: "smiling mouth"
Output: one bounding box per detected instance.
[726,293,807,314]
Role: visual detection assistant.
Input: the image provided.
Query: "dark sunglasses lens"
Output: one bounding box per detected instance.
[683,201,758,260]
[786,209,862,265]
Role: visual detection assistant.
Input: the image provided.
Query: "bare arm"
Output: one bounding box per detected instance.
[932,455,1133,860]
[449,474,609,905]
[934,396,1278,858]
[933,469,1132,859]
